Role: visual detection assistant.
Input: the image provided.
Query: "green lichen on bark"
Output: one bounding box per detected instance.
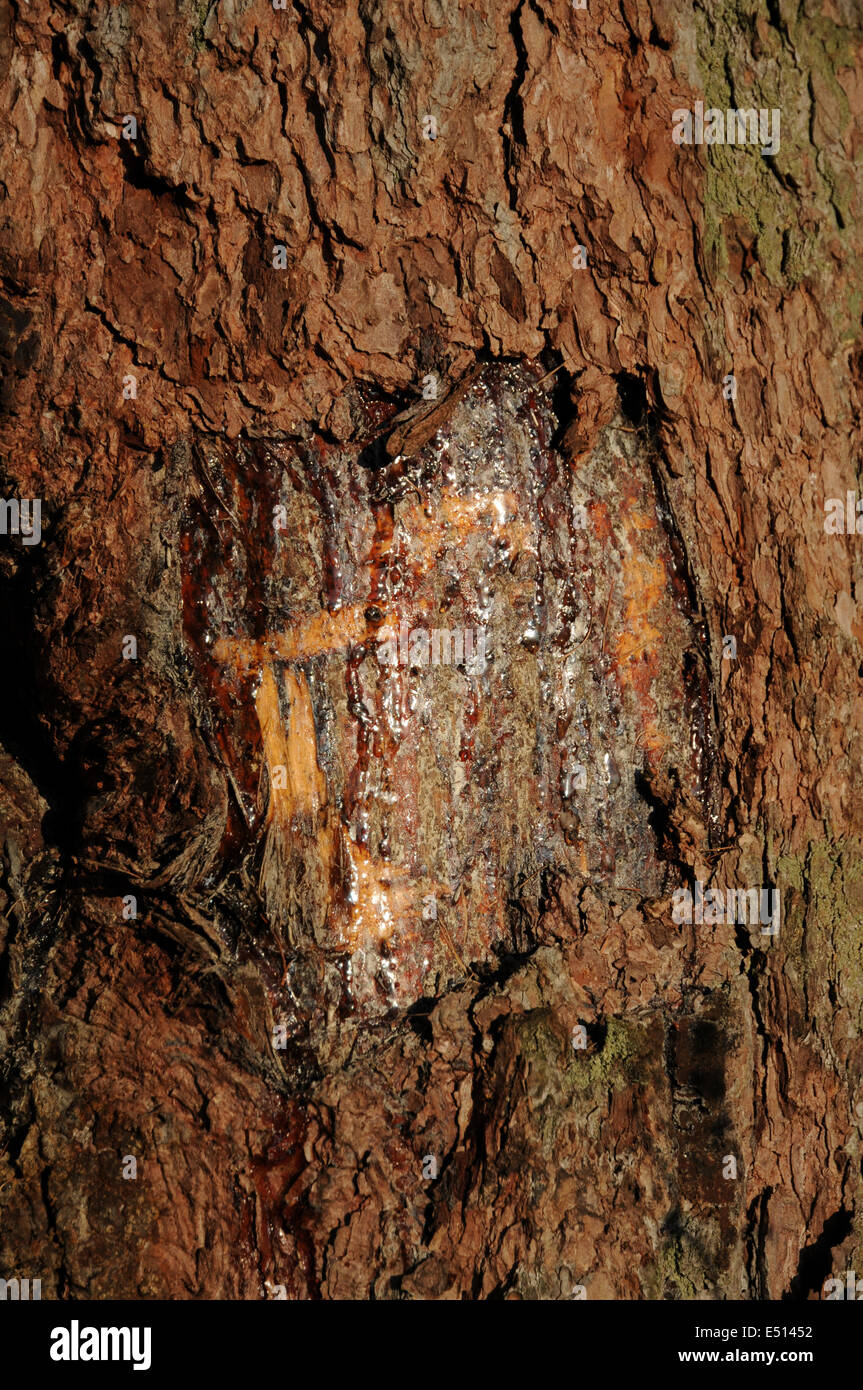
[777,839,863,1011]
[694,0,862,332]
[643,1236,707,1299]
[517,1012,652,1101]
[566,1015,653,1095]
[514,1010,653,1160]
[190,0,217,51]
[641,1205,732,1299]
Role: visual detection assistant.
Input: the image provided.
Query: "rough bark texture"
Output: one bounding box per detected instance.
[1,0,862,1299]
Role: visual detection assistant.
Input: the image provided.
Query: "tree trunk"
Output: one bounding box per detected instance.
[1,0,862,1300]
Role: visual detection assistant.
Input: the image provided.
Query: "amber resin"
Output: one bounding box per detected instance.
[182,361,708,1019]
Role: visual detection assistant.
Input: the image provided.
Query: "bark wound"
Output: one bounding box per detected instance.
[182,362,710,1020]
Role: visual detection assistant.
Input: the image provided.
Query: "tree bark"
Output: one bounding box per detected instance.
[1,0,862,1299]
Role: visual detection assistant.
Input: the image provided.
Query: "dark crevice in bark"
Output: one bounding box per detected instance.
[648,24,671,52]
[745,1186,773,1298]
[117,143,197,212]
[616,371,648,425]
[75,36,103,108]
[292,0,331,67]
[783,1207,853,1301]
[83,296,148,358]
[502,1,528,215]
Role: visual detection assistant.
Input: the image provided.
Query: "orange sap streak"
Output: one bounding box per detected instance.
[255,665,327,826]
[217,488,534,953]
[611,511,666,759]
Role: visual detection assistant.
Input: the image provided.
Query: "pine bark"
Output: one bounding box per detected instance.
[1,0,862,1299]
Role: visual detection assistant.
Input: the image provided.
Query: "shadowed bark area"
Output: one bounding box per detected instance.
[1,0,862,1299]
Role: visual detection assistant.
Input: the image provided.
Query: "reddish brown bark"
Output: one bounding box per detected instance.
[1,0,862,1299]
